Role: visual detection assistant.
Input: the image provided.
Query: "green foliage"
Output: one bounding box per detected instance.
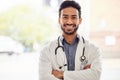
[0,5,59,51]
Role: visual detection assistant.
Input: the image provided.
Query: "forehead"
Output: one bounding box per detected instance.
[61,7,79,16]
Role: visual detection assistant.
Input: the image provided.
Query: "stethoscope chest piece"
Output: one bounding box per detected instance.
[80,56,88,66]
[80,56,86,62]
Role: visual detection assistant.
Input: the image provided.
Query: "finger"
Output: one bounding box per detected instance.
[83,64,91,69]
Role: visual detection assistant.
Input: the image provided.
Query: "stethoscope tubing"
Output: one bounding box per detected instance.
[55,37,64,55]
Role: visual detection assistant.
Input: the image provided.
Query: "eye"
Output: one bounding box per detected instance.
[72,16,77,19]
[62,16,68,19]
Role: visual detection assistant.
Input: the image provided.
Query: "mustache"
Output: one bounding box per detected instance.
[63,24,76,27]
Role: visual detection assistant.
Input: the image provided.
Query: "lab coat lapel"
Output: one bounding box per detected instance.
[75,36,84,70]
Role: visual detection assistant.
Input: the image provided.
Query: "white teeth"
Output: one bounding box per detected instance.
[66,25,73,28]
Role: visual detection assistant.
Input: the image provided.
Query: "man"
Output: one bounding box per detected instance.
[39,0,102,80]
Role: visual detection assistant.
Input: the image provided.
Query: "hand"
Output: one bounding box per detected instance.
[52,70,64,79]
[83,64,91,69]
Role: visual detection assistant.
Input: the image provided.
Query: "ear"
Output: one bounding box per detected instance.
[58,17,60,24]
[79,18,82,24]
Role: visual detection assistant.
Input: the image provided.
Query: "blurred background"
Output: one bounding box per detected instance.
[0,0,120,80]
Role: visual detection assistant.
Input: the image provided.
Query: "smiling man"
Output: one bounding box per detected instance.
[39,0,102,80]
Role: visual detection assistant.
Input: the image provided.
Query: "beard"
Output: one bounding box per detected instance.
[61,24,79,35]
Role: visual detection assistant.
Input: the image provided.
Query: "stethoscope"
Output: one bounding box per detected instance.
[55,36,88,69]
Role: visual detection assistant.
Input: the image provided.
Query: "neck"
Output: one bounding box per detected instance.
[63,33,77,44]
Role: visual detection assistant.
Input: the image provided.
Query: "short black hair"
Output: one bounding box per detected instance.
[59,0,81,18]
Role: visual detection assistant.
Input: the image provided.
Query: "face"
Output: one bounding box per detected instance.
[59,7,82,35]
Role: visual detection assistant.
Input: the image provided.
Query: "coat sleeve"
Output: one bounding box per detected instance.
[64,47,102,80]
[39,47,60,80]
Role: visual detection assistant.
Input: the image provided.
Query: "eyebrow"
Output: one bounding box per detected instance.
[62,14,68,16]
[72,15,77,17]
[62,14,77,17]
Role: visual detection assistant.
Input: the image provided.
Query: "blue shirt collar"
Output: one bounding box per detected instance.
[60,34,80,45]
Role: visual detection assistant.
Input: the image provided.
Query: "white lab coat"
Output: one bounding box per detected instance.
[39,35,102,80]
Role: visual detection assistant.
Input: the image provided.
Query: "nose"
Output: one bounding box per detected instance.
[66,18,73,24]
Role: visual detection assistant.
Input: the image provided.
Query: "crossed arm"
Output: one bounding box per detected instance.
[52,64,91,79]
